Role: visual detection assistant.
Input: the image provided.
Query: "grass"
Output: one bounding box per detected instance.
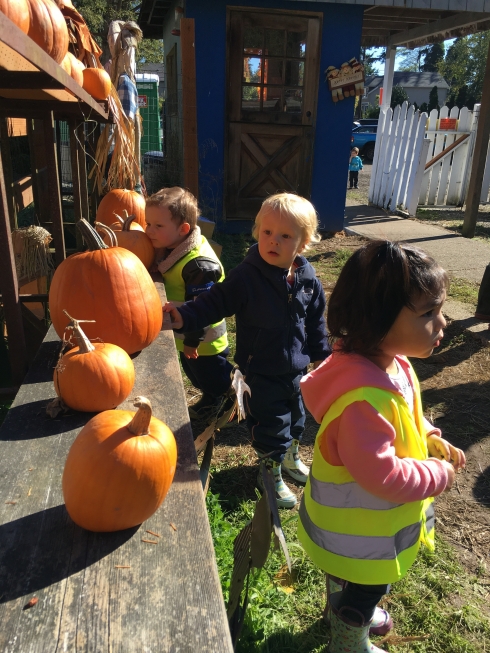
[416,208,490,243]
[448,278,479,307]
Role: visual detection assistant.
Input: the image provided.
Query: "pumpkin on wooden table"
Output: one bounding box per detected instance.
[0,0,30,34]
[82,66,111,101]
[96,217,154,270]
[26,0,69,64]
[49,218,162,355]
[96,189,146,229]
[60,51,84,87]
[62,396,177,532]
[54,310,135,412]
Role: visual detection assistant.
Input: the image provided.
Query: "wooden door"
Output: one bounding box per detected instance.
[225,8,322,220]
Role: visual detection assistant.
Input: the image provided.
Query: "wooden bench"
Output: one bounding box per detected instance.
[0,284,233,652]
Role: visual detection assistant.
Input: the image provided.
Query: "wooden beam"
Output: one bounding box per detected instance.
[424,133,469,170]
[181,17,199,199]
[0,71,64,89]
[462,39,490,238]
[43,112,65,265]
[0,294,49,302]
[0,117,17,230]
[388,11,490,47]
[381,45,396,111]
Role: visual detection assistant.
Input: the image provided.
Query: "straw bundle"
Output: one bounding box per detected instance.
[11,226,54,284]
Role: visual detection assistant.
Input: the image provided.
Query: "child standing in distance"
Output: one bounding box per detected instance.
[298,241,465,652]
[164,193,330,509]
[348,147,363,189]
[146,187,234,421]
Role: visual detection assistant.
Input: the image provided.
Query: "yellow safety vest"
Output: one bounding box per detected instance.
[298,372,435,585]
[161,236,228,356]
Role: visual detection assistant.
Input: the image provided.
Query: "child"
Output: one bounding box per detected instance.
[298,240,465,652]
[348,147,363,189]
[146,187,234,421]
[164,193,331,508]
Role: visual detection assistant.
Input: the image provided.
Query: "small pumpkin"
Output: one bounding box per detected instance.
[96,218,154,270]
[82,67,111,100]
[96,189,146,229]
[0,0,30,34]
[49,219,162,354]
[26,0,69,64]
[60,51,84,87]
[62,396,177,532]
[54,311,135,412]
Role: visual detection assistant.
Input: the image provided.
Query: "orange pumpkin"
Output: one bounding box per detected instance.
[49,219,162,354]
[0,0,30,33]
[96,189,146,229]
[27,0,69,64]
[60,51,84,87]
[62,396,177,532]
[54,311,135,412]
[108,211,145,233]
[96,218,154,270]
[82,67,111,101]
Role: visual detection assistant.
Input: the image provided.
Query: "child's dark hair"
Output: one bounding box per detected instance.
[328,240,448,355]
[146,187,198,229]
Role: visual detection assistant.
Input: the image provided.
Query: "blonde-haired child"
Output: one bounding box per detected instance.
[164,192,330,508]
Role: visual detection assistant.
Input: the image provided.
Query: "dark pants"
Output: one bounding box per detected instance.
[349,171,359,188]
[336,582,389,623]
[246,371,306,463]
[180,348,233,399]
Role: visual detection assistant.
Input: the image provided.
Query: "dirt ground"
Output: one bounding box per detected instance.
[186,233,490,613]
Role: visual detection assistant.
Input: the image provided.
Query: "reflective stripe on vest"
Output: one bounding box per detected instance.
[298,373,436,585]
[161,237,228,355]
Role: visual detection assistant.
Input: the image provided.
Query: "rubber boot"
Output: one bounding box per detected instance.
[323,576,392,636]
[475,264,490,320]
[328,592,385,653]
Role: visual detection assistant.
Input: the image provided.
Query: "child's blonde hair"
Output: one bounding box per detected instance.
[146,187,199,229]
[351,147,359,154]
[252,193,320,249]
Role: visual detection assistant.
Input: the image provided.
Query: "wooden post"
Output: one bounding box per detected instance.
[43,111,65,265]
[0,145,28,385]
[462,39,490,238]
[381,46,396,111]
[68,118,84,248]
[0,117,17,230]
[77,123,90,223]
[28,118,50,226]
[181,17,199,199]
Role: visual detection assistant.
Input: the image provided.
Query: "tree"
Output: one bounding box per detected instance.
[419,102,428,113]
[396,47,425,72]
[428,85,439,112]
[421,43,445,72]
[390,84,409,108]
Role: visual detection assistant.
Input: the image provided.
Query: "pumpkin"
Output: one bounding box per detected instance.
[96,218,154,270]
[60,51,84,87]
[108,211,145,233]
[54,310,135,412]
[49,218,162,354]
[62,396,177,532]
[82,67,111,101]
[96,189,146,229]
[27,0,69,64]
[0,0,30,34]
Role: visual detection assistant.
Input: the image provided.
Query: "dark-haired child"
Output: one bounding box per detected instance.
[298,240,465,652]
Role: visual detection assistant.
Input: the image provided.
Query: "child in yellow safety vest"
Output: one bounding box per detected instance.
[298,240,466,653]
[146,187,233,422]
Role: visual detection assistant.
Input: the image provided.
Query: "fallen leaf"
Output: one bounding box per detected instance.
[169,522,177,531]
[23,597,38,609]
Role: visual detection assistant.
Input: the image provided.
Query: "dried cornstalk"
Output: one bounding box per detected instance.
[11,226,53,283]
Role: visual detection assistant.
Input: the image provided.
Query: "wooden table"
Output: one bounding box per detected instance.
[0,309,234,651]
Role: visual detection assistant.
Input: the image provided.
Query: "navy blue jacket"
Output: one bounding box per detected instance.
[176,244,330,376]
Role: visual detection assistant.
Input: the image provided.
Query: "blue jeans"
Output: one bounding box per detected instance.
[246,371,306,463]
[180,348,233,399]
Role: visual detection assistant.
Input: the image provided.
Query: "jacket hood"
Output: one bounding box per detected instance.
[301,349,415,423]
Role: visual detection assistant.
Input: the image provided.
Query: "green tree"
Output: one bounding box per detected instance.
[390,84,409,108]
[428,85,439,112]
[396,47,424,72]
[439,31,490,108]
[421,43,445,72]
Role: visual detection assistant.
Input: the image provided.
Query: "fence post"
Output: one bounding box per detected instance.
[406,139,431,216]
[181,17,199,200]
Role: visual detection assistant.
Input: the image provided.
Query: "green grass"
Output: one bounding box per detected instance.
[448,278,479,307]
[416,208,490,243]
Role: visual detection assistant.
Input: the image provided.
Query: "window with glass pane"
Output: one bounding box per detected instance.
[242,85,261,111]
[286,31,306,58]
[264,29,284,56]
[285,61,304,86]
[244,27,263,54]
[264,59,283,86]
[243,57,261,84]
[263,87,282,112]
[285,88,302,113]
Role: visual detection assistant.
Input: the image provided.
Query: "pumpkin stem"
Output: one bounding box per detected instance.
[94,221,118,247]
[110,214,125,228]
[77,218,108,250]
[128,396,153,436]
[62,309,96,353]
[122,212,137,231]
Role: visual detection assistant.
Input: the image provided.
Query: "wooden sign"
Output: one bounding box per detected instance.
[325,58,365,103]
[439,118,457,130]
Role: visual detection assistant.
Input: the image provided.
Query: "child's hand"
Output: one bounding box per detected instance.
[184,345,199,359]
[440,460,455,492]
[162,302,184,329]
[428,434,466,471]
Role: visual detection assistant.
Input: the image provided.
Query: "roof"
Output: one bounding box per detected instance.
[365,72,450,92]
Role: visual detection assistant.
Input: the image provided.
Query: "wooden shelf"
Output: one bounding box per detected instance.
[0,12,110,122]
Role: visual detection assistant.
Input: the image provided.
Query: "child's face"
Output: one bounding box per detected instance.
[145,205,189,249]
[380,291,446,360]
[257,209,307,270]
[351,150,357,157]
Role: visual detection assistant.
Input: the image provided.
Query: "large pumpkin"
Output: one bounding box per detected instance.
[82,67,111,101]
[54,311,135,412]
[62,396,177,532]
[96,218,154,270]
[49,219,162,354]
[0,0,30,34]
[96,189,146,229]
[27,0,69,64]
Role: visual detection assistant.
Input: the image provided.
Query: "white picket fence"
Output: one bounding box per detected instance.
[368,102,490,215]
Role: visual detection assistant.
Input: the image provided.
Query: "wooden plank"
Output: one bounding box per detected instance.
[0,293,48,302]
[480,134,490,202]
[427,106,448,205]
[181,18,199,200]
[447,106,472,204]
[379,103,401,207]
[407,138,431,215]
[7,118,27,136]
[12,175,33,212]
[389,102,415,211]
[43,112,65,266]
[0,117,17,230]
[68,118,83,249]
[400,109,424,209]
[388,11,490,46]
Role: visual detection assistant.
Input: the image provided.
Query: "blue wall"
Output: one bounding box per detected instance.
[186,0,364,233]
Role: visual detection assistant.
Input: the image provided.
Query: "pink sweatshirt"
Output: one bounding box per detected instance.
[300,351,448,503]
